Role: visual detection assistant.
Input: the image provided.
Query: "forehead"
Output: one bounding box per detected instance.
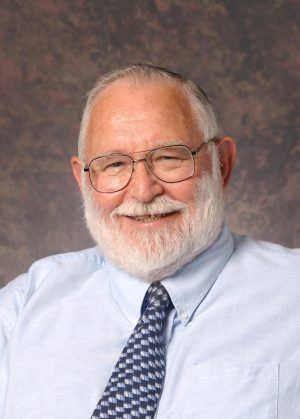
[85,78,200,155]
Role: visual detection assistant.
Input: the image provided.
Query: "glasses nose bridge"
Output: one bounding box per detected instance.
[131,154,152,173]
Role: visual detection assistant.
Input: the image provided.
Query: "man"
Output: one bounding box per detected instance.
[0,64,299,419]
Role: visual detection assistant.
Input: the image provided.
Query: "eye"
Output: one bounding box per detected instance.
[102,160,127,174]
[160,154,181,160]
[154,151,186,164]
[153,152,183,162]
[107,161,125,168]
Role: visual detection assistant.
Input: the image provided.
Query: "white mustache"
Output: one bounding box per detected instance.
[111,196,187,218]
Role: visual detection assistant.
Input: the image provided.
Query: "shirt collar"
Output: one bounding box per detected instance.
[162,225,234,325]
[105,225,234,327]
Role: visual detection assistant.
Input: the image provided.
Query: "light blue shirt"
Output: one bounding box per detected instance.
[1,226,300,419]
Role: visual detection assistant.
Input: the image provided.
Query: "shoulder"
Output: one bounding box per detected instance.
[0,247,103,340]
[3,246,103,288]
[233,233,300,259]
[32,246,103,267]
[229,232,300,277]
[217,233,300,316]
[1,246,103,299]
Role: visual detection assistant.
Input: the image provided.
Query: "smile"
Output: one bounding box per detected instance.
[124,211,179,222]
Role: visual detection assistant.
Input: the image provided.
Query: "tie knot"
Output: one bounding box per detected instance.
[146,282,172,311]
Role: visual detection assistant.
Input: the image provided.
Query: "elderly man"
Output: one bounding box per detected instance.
[0,64,299,419]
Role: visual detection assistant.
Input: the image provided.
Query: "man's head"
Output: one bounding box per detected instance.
[71,64,236,280]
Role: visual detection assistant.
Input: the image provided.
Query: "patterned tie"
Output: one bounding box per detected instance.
[91,282,172,419]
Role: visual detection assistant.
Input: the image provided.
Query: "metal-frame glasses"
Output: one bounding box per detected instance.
[84,138,215,193]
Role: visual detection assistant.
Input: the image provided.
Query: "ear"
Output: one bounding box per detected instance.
[215,136,237,190]
[70,156,84,192]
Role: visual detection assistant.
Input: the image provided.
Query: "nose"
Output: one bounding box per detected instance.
[126,158,164,203]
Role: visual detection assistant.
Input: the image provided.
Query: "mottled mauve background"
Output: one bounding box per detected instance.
[0,0,299,287]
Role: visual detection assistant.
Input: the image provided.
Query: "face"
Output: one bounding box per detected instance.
[72,78,236,280]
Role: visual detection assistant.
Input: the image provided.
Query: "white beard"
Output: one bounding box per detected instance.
[81,149,224,281]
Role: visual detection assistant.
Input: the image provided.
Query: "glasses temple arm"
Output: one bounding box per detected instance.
[191,137,217,156]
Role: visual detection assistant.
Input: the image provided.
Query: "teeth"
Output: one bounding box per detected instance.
[132,214,167,222]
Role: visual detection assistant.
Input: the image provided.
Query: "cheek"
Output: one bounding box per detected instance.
[91,190,124,212]
[164,179,199,203]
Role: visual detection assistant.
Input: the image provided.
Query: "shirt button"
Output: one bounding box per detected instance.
[180,311,189,320]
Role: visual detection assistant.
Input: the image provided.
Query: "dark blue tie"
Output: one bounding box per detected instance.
[91,282,172,418]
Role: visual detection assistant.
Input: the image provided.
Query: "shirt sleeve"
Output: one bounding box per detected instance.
[0,273,31,357]
[0,308,9,356]
[0,255,64,358]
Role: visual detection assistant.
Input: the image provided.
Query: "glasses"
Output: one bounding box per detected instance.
[84,140,214,193]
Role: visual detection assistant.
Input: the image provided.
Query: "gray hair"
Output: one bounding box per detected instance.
[78,63,220,160]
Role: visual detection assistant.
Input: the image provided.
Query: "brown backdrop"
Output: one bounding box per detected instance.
[1,0,299,287]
